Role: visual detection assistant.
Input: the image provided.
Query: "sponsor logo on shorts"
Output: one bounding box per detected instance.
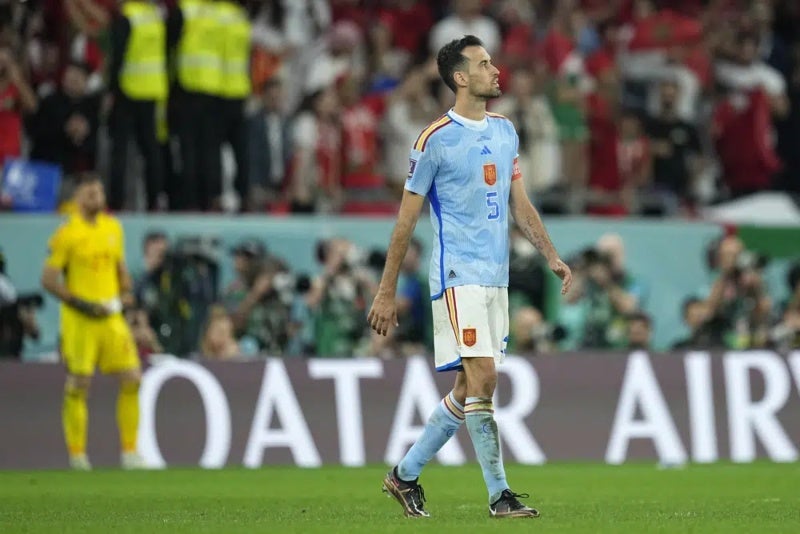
[463,327,477,347]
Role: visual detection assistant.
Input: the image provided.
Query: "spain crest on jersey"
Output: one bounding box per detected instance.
[462,327,477,347]
[483,163,497,186]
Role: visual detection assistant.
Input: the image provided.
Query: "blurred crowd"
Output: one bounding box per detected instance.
[121,229,800,360]
[0,0,798,214]
[3,225,800,359]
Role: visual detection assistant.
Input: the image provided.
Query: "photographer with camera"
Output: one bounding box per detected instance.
[769,261,800,351]
[134,231,174,352]
[0,248,42,358]
[224,239,290,356]
[703,235,772,349]
[577,234,646,349]
[672,296,726,350]
[135,232,220,356]
[307,237,377,357]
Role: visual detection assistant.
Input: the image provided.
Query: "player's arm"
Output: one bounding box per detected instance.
[509,179,573,295]
[115,222,134,307]
[40,227,109,318]
[41,266,109,318]
[368,190,426,336]
[117,261,135,307]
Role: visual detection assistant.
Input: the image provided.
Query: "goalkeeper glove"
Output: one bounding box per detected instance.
[67,296,110,318]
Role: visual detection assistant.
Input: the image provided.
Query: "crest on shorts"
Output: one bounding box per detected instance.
[483,163,497,186]
[462,327,477,347]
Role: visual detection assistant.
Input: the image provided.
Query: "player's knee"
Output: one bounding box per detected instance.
[462,358,497,397]
[118,369,142,391]
[452,373,468,406]
[66,374,92,392]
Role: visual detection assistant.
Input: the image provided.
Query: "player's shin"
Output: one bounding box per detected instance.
[396,391,464,481]
[117,379,140,454]
[63,383,89,458]
[464,397,510,503]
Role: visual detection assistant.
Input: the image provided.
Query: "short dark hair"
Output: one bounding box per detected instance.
[437,35,484,93]
[74,172,101,187]
[144,231,167,247]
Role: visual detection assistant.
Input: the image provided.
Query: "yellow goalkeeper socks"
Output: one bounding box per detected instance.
[62,384,89,457]
[117,380,140,454]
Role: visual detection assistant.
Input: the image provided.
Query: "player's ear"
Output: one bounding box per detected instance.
[454,70,468,88]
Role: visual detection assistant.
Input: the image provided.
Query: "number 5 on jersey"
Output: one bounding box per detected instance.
[486,191,499,220]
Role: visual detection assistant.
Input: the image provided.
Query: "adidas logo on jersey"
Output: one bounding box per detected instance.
[480,146,492,155]
[448,270,458,279]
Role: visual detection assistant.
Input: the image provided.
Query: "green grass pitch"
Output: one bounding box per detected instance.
[1,463,799,533]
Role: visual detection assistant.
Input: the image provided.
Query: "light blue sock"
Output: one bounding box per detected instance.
[396,391,464,481]
[464,396,509,503]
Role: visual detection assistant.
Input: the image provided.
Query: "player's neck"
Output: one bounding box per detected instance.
[79,210,99,224]
[452,96,487,122]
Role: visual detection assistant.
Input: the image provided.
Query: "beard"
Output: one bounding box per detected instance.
[472,83,502,100]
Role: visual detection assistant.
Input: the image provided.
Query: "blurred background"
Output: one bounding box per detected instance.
[2,0,800,362]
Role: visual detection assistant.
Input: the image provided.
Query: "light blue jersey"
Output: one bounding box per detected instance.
[405,109,521,299]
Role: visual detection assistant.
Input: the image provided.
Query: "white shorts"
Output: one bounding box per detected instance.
[431,285,509,372]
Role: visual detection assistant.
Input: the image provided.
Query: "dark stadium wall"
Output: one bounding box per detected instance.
[1,352,799,469]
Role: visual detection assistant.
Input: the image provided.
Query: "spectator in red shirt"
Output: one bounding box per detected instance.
[0,47,38,168]
[338,74,385,190]
[586,64,624,215]
[617,109,651,211]
[712,87,782,197]
[378,0,434,57]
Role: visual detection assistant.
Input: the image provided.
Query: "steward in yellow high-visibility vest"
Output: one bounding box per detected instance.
[167,0,223,211]
[109,0,167,211]
[216,0,251,100]
[175,0,222,96]
[214,0,252,208]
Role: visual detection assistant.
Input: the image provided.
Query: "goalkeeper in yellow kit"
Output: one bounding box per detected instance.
[41,173,144,470]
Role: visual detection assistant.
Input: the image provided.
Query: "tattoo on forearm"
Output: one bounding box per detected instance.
[522,214,551,256]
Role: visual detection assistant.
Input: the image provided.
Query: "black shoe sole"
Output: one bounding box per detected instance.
[382,474,430,518]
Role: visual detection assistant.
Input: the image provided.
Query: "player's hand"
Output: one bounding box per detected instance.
[67,296,111,318]
[368,290,398,336]
[549,258,573,296]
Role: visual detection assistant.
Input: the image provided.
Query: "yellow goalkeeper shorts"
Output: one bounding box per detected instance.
[60,312,140,376]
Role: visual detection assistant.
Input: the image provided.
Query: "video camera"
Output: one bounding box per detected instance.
[15,293,44,309]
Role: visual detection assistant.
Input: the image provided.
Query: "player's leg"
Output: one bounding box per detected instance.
[63,373,92,470]
[382,293,468,517]
[60,317,98,470]
[115,368,144,469]
[99,315,144,468]
[395,370,466,482]
[463,287,538,518]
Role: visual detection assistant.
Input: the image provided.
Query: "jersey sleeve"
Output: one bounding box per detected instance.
[404,141,439,196]
[45,224,71,270]
[511,129,522,181]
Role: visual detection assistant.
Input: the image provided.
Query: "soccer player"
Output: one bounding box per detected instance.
[41,173,144,470]
[368,36,572,519]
